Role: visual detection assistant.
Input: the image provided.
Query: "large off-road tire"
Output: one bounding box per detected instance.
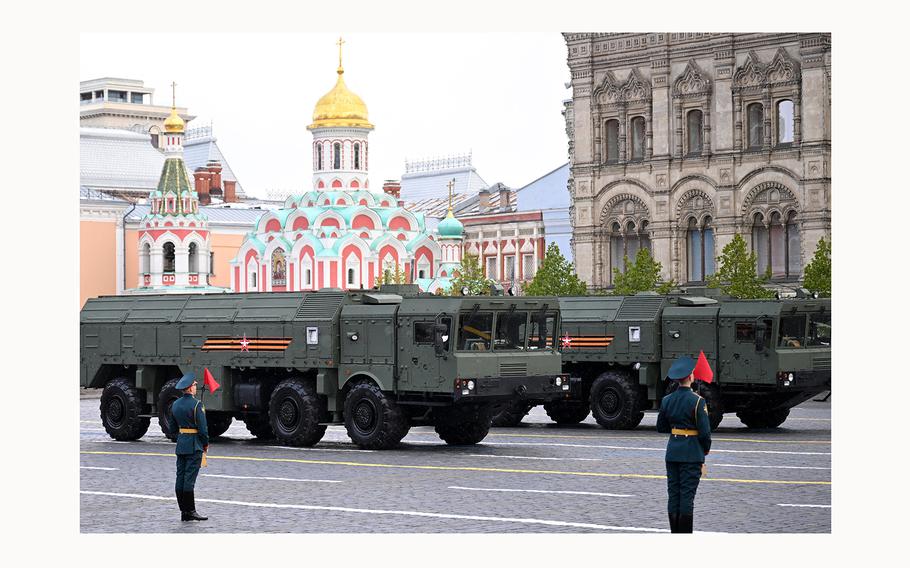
[206,412,234,438]
[543,400,591,424]
[589,371,644,429]
[100,378,150,441]
[737,408,790,429]
[491,400,533,427]
[343,381,409,450]
[242,413,275,440]
[157,377,182,442]
[434,404,493,445]
[696,381,724,431]
[269,379,327,447]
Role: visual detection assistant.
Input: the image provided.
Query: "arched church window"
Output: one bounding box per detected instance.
[333,142,341,170]
[630,116,646,161]
[271,249,287,286]
[748,103,764,150]
[687,109,703,156]
[605,120,619,163]
[354,143,361,170]
[346,253,360,288]
[188,242,198,273]
[751,212,769,276]
[140,243,150,274]
[610,220,651,278]
[417,256,431,280]
[316,144,323,171]
[163,242,176,273]
[686,217,715,282]
[777,100,794,145]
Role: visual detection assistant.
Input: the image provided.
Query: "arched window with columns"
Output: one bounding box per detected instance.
[605,120,619,163]
[333,142,341,169]
[188,242,198,273]
[140,243,151,275]
[163,242,176,273]
[630,116,646,161]
[745,183,801,280]
[747,103,764,150]
[687,110,703,156]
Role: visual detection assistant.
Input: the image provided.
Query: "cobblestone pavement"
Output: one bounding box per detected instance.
[80,397,831,534]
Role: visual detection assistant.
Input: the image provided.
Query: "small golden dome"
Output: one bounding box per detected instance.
[308,66,373,130]
[164,106,185,133]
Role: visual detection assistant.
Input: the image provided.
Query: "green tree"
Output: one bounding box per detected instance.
[707,233,775,299]
[524,242,588,296]
[449,252,493,296]
[375,264,406,287]
[802,237,831,296]
[610,247,672,296]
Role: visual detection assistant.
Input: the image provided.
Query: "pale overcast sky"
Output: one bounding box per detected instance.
[80,33,571,198]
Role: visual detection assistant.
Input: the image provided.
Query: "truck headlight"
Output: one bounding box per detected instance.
[467,380,475,391]
[555,377,562,386]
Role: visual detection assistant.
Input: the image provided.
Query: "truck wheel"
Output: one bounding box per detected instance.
[491,400,533,427]
[100,378,150,441]
[242,414,275,439]
[696,382,724,431]
[543,400,591,424]
[157,377,182,442]
[737,408,790,429]
[434,404,493,445]
[589,371,644,429]
[207,412,233,438]
[344,381,409,450]
[269,379,327,447]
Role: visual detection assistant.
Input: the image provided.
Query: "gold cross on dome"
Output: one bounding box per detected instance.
[447,178,455,211]
[170,81,177,107]
[337,36,345,68]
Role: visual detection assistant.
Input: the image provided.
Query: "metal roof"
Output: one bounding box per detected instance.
[400,165,489,203]
[80,127,180,193]
[125,204,265,226]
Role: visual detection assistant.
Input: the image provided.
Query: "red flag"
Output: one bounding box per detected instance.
[203,368,221,393]
[693,350,714,384]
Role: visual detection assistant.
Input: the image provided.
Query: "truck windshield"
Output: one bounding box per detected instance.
[457,311,493,351]
[806,313,831,347]
[778,314,807,348]
[494,311,529,351]
[528,312,557,351]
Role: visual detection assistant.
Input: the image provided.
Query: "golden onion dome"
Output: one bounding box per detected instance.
[308,65,373,130]
[163,106,185,133]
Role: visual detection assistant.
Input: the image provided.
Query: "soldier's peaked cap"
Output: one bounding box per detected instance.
[667,356,696,381]
[175,372,196,390]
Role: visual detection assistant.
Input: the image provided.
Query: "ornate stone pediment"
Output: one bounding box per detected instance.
[766,48,801,85]
[733,51,765,89]
[742,182,799,216]
[673,60,711,97]
[600,193,650,228]
[620,68,652,102]
[594,71,623,104]
[675,188,716,225]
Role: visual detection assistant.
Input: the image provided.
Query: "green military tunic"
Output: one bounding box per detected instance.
[656,386,712,517]
[166,393,209,492]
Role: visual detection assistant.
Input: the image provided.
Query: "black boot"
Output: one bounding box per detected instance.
[184,491,208,521]
[668,512,680,533]
[177,490,190,522]
[678,513,693,533]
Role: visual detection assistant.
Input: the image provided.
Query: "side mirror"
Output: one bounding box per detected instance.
[755,322,767,353]
[434,323,449,356]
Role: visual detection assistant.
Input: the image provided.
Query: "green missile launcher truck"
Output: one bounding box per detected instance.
[495,293,830,431]
[80,286,567,449]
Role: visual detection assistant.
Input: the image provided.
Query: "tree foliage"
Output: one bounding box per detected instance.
[449,252,493,296]
[524,242,588,296]
[707,233,775,299]
[375,264,406,287]
[802,237,831,296]
[610,247,674,296]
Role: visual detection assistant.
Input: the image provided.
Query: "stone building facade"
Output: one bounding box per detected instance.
[563,33,831,289]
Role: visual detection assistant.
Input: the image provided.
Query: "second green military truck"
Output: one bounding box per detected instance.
[494,293,831,431]
[81,287,567,449]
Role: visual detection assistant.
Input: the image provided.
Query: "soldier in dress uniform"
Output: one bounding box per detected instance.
[166,373,209,522]
[657,355,712,533]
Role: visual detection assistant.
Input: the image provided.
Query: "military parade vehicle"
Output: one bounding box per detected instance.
[80,286,568,449]
[492,292,831,431]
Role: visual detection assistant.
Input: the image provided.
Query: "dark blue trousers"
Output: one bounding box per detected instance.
[666,461,702,515]
[175,452,203,492]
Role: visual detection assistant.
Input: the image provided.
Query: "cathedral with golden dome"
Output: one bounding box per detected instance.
[229,38,464,293]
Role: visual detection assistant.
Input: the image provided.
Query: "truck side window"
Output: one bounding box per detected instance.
[778,315,807,348]
[457,312,493,351]
[529,312,557,350]
[414,322,434,344]
[495,311,529,351]
[807,313,831,347]
[735,322,755,342]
